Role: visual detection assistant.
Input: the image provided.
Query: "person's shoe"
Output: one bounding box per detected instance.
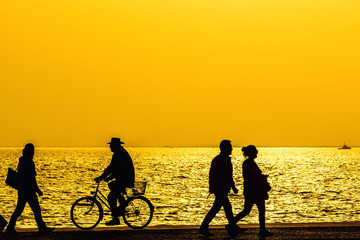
[225,224,239,237]
[259,229,273,237]
[6,227,17,235]
[105,218,120,226]
[235,225,247,234]
[225,224,247,237]
[199,227,214,237]
[0,218,7,232]
[39,226,55,235]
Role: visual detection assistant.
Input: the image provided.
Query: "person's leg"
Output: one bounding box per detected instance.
[200,195,223,230]
[116,189,126,214]
[256,200,266,230]
[234,199,253,223]
[221,194,247,236]
[7,192,27,229]
[0,214,7,231]
[220,195,235,225]
[107,190,119,218]
[27,191,46,229]
[107,181,124,219]
[256,200,273,237]
[27,191,54,234]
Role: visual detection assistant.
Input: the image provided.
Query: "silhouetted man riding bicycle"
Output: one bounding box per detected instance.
[94,137,135,225]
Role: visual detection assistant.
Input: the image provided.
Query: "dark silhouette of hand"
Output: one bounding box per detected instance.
[94,177,101,183]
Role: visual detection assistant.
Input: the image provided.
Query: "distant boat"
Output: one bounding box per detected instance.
[338,142,351,150]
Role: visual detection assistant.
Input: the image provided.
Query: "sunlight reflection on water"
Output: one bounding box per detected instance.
[1,147,360,228]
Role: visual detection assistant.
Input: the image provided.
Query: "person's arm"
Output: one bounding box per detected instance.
[230,163,238,193]
[208,159,218,193]
[94,166,111,182]
[31,161,43,196]
[103,171,115,182]
[34,177,43,196]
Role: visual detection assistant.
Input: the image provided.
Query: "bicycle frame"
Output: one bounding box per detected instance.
[90,181,129,211]
[90,182,110,210]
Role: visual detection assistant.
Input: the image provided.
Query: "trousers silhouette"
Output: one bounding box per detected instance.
[108,189,125,217]
[7,190,46,229]
[235,199,265,230]
[200,193,236,228]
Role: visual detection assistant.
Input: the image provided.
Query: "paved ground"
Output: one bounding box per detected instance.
[1,223,360,240]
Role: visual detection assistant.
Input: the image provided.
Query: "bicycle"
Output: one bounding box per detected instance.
[70,181,154,230]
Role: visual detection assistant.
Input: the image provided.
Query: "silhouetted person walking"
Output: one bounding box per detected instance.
[6,143,55,235]
[235,145,273,237]
[94,137,135,225]
[199,140,245,237]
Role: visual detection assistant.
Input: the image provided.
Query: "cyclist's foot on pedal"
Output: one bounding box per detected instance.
[105,218,120,226]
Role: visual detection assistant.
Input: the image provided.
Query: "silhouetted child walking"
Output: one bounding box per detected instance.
[199,140,245,237]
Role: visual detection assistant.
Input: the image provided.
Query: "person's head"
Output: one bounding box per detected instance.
[219,140,232,156]
[22,143,35,159]
[107,137,124,153]
[242,145,258,159]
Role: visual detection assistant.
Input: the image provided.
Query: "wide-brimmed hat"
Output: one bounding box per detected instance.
[107,137,124,145]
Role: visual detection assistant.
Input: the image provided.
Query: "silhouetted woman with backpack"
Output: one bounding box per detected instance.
[235,145,273,237]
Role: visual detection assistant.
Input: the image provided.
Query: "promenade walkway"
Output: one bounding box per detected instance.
[1,222,359,239]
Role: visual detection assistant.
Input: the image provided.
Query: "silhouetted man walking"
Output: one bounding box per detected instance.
[199,140,245,237]
[95,138,135,225]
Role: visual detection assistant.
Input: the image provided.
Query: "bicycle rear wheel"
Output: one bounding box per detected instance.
[71,196,103,230]
[123,196,154,229]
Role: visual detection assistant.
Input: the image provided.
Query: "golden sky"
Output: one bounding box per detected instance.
[1,0,359,147]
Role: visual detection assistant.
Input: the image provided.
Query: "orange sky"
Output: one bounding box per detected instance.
[1,0,359,147]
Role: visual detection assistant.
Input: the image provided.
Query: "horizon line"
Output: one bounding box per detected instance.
[0,145,357,148]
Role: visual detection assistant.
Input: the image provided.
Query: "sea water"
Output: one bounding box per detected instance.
[1,147,359,228]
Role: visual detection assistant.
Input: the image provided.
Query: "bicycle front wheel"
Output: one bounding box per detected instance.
[123,196,154,229]
[70,197,103,230]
